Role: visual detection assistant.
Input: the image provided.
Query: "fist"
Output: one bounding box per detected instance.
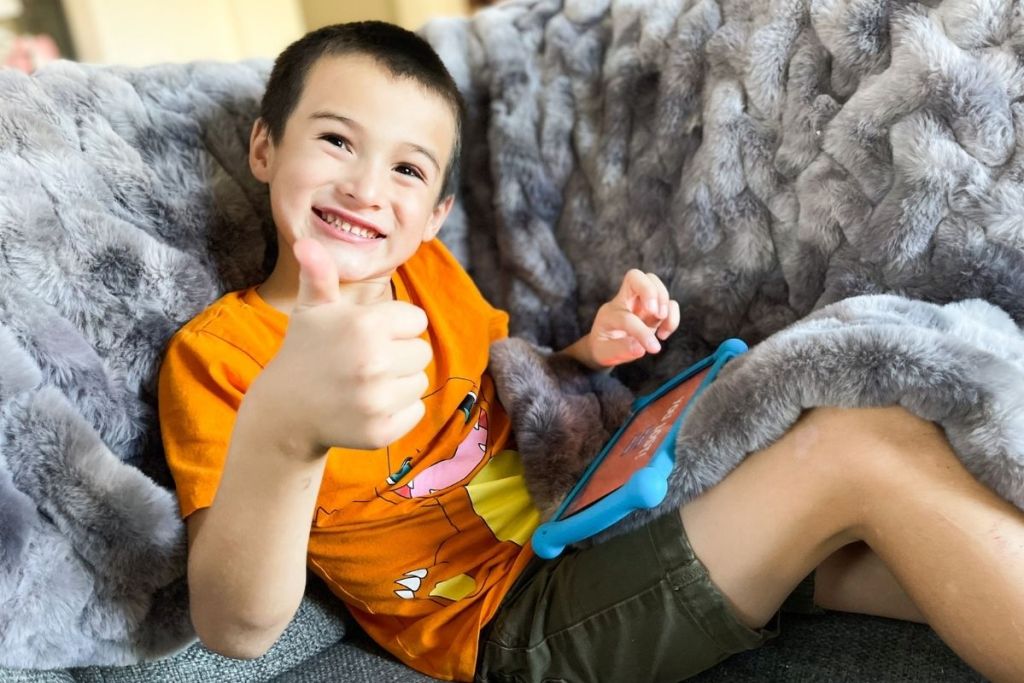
[587,269,680,368]
[253,239,432,453]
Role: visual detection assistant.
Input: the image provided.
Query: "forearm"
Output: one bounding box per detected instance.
[188,384,326,652]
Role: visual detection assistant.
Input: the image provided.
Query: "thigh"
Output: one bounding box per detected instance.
[476,512,777,683]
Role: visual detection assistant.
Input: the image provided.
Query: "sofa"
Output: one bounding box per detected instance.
[3,0,1022,679]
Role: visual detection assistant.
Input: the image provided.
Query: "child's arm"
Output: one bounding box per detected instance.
[561,269,681,371]
[185,239,432,659]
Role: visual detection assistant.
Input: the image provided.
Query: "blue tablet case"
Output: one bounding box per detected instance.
[531,338,748,559]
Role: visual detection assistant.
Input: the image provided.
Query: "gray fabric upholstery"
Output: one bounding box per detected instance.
[688,613,984,682]
[0,578,353,682]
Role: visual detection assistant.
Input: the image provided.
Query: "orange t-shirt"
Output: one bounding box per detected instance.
[158,240,541,681]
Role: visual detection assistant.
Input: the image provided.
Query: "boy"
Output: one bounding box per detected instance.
[160,21,1024,683]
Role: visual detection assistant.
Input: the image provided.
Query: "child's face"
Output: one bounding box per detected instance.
[250,54,456,286]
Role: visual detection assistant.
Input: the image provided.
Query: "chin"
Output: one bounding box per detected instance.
[331,260,384,283]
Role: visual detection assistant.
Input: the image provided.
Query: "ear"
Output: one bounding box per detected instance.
[423,195,454,242]
[249,118,273,183]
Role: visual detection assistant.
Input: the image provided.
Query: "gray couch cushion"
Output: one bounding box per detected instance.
[0,578,352,682]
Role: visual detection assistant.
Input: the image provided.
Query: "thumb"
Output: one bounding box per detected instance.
[294,238,340,309]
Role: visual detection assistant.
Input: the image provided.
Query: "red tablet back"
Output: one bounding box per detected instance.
[564,367,711,515]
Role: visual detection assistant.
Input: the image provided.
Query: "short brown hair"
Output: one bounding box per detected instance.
[259,21,464,199]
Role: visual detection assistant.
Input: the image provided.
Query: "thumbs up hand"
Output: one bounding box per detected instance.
[251,239,432,455]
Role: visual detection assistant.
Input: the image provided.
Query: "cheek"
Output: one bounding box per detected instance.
[271,182,304,225]
[291,161,320,188]
[269,168,314,232]
[393,191,435,225]
[270,188,300,238]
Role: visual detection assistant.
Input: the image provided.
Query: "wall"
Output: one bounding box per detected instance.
[299,0,468,31]
[59,0,470,65]
[61,0,305,64]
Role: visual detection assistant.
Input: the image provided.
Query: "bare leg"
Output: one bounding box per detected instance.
[814,542,925,623]
[680,406,1024,683]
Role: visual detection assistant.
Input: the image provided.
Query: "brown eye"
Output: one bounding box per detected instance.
[395,164,424,181]
[319,134,352,152]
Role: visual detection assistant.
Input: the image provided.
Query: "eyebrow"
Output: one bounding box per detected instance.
[310,110,441,175]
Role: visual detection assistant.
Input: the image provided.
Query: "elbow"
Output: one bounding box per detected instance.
[188,580,298,660]
[185,543,304,659]
[191,611,289,660]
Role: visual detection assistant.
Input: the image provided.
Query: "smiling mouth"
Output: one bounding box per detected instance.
[313,208,385,239]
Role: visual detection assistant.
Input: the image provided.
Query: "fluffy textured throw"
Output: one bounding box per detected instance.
[0,61,274,666]
[489,295,1024,532]
[0,0,1022,670]
[428,0,1024,355]
[426,0,1024,521]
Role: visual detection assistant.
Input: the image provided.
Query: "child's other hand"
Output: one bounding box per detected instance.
[251,238,432,454]
[587,269,680,368]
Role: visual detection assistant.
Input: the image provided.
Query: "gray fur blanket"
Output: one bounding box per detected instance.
[0,0,1023,670]
[426,0,1024,355]
[0,61,274,666]
[425,0,1024,519]
[491,295,1024,531]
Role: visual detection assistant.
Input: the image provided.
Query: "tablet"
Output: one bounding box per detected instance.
[530,338,748,559]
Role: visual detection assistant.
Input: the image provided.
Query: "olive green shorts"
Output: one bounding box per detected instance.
[476,511,816,683]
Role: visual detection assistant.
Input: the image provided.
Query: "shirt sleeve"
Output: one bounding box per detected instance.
[458,258,508,343]
[487,304,509,343]
[157,328,264,518]
[427,237,510,344]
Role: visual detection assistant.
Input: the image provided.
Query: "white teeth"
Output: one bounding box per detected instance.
[316,210,381,238]
[340,221,376,239]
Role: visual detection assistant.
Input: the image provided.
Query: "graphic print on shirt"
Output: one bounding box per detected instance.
[377,390,537,606]
[391,393,485,499]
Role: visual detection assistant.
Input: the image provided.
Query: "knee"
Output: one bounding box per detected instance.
[799,405,952,485]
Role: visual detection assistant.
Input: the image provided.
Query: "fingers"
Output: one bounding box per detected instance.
[646,272,671,321]
[619,269,671,325]
[293,239,413,316]
[293,239,427,340]
[375,372,431,417]
[376,301,429,339]
[656,299,680,341]
[608,306,662,354]
[294,238,341,309]
[389,338,433,376]
[376,398,427,447]
[597,269,682,366]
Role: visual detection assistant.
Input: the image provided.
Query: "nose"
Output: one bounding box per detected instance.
[339,157,383,209]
